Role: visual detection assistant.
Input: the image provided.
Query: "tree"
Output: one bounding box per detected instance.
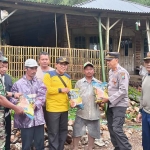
[130,0,150,6]
[25,0,87,5]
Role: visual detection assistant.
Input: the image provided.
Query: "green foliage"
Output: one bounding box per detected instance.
[68,107,77,120]
[24,0,87,5]
[128,86,141,103]
[130,0,150,6]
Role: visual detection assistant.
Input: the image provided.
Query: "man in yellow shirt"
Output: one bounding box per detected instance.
[43,56,72,150]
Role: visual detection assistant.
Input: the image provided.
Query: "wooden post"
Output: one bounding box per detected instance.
[65,14,71,49]
[0,23,1,46]
[118,21,123,52]
[98,14,106,82]
[0,9,1,46]
[146,20,150,51]
[55,13,57,47]
[105,17,109,51]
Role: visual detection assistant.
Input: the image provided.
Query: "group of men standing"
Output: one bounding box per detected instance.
[0,50,149,150]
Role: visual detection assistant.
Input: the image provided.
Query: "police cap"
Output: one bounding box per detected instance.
[143,52,150,60]
[105,52,120,60]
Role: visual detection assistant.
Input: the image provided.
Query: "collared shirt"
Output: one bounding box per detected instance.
[75,77,100,120]
[10,75,47,128]
[108,64,130,108]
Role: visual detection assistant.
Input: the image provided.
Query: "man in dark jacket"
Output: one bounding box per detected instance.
[0,57,13,150]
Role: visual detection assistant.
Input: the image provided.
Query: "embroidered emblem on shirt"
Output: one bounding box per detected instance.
[120,72,125,79]
[112,78,117,85]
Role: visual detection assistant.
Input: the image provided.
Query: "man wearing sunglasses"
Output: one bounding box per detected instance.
[137,52,150,150]
[43,56,72,150]
[101,52,132,150]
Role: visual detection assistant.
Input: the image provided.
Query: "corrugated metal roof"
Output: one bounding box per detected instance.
[3,0,150,14]
[75,0,150,13]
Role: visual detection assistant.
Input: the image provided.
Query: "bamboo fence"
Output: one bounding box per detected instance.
[1,46,107,80]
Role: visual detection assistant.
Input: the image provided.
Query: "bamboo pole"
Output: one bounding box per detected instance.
[105,17,109,51]
[0,9,1,46]
[65,14,71,49]
[98,15,106,82]
[65,14,72,66]
[146,20,150,51]
[118,21,123,52]
[55,13,57,47]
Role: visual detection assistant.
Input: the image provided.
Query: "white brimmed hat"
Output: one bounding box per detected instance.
[25,59,38,67]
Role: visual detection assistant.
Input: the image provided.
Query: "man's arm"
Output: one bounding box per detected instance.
[0,95,23,114]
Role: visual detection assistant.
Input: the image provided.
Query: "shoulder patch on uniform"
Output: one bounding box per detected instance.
[120,72,125,79]
[64,73,71,79]
[48,70,57,77]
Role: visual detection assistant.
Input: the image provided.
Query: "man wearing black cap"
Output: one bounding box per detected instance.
[43,56,72,150]
[72,62,101,150]
[101,52,132,150]
[137,52,150,150]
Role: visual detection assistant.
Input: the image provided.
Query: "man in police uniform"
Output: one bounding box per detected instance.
[101,52,132,150]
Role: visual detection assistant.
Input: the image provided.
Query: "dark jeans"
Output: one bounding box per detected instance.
[21,125,44,150]
[142,110,150,150]
[106,107,132,150]
[5,113,11,150]
[47,111,68,150]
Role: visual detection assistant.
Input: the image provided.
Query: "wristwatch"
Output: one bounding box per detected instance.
[12,92,15,98]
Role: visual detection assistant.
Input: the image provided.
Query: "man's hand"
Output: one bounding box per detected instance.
[14,93,22,99]
[101,97,109,103]
[14,106,24,114]
[70,100,76,108]
[61,88,70,93]
[32,104,36,110]
[136,113,142,123]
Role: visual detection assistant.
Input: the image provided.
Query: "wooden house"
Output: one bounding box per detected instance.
[0,0,150,80]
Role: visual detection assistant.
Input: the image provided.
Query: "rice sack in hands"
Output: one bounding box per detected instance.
[92,81,108,103]
[17,94,34,119]
[69,89,83,109]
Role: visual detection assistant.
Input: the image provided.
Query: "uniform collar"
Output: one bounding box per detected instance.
[83,77,96,82]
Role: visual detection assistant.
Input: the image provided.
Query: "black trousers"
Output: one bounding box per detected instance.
[21,125,44,150]
[47,111,68,150]
[106,107,132,150]
[5,113,11,150]
[43,106,48,127]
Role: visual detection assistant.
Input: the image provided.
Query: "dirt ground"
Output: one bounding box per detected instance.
[64,124,142,150]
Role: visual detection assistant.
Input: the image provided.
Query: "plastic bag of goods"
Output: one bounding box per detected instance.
[69,89,84,109]
[92,81,108,103]
[17,94,34,119]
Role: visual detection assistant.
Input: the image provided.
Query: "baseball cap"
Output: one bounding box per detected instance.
[56,56,69,64]
[0,51,5,61]
[25,59,38,67]
[105,52,120,60]
[84,62,94,69]
[144,52,150,60]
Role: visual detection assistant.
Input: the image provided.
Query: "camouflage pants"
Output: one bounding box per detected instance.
[0,110,5,150]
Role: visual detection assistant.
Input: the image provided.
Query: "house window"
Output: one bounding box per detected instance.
[89,36,100,50]
[74,36,86,49]
[120,38,132,56]
[144,38,148,58]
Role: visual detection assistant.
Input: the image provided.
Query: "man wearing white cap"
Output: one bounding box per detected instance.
[10,59,47,150]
